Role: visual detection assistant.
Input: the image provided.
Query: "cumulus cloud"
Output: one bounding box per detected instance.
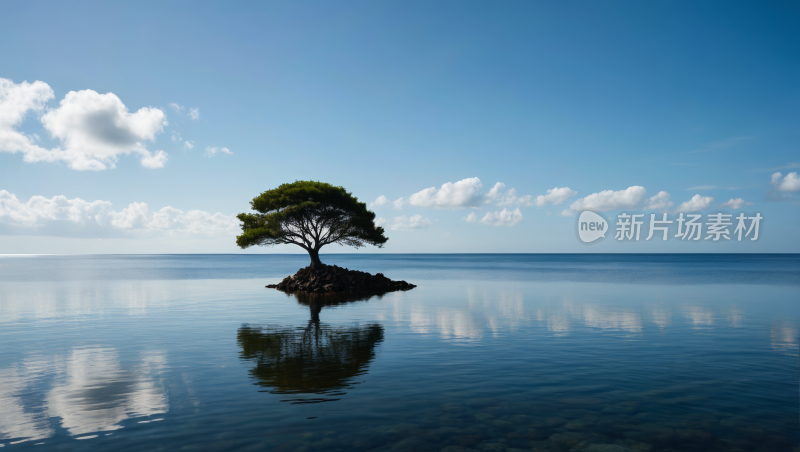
[385,214,432,231]
[407,177,536,209]
[568,186,647,212]
[393,197,405,210]
[720,198,752,209]
[534,187,577,207]
[189,108,200,120]
[183,140,194,150]
[771,172,800,192]
[171,131,182,142]
[168,103,185,114]
[205,146,232,157]
[644,191,673,211]
[0,190,238,237]
[0,78,54,160]
[485,182,535,206]
[562,187,682,215]
[370,195,389,208]
[464,212,478,222]
[374,217,387,227]
[478,208,523,226]
[409,177,485,209]
[675,194,714,212]
[0,78,169,170]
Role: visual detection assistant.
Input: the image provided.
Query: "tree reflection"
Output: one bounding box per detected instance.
[238,292,385,404]
[288,290,385,322]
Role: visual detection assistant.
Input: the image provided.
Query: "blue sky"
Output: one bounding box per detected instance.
[0,1,798,254]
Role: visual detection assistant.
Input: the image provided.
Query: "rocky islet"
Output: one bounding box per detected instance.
[267,264,416,294]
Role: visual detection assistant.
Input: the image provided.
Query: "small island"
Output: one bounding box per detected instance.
[268,264,415,294]
[236,180,416,294]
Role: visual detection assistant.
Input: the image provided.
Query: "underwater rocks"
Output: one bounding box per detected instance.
[266,264,416,294]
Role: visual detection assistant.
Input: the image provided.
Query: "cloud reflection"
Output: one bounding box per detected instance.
[682,306,715,329]
[0,281,178,323]
[0,347,168,443]
[770,321,799,356]
[0,357,54,443]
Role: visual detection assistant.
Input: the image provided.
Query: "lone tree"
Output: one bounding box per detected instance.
[236,181,388,268]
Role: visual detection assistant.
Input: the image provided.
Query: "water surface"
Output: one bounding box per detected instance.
[0,254,797,451]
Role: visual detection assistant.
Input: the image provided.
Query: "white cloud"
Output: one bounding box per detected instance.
[675,194,714,212]
[409,177,485,209]
[140,150,168,169]
[644,191,673,211]
[485,182,535,206]
[569,186,647,212]
[478,208,523,226]
[0,78,55,161]
[557,209,575,217]
[464,212,478,222]
[183,140,194,150]
[41,89,168,170]
[720,198,752,209]
[0,190,238,237]
[0,79,169,171]
[406,178,537,210]
[534,187,577,207]
[771,172,800,192]
[189,108,200,120]
[393,197,405,210]
[386,214,432,231]
[168,103,185,114]
[205,146,232,157]
[374,217,387,227]
[370,195,389,208]
[171,131,182,142]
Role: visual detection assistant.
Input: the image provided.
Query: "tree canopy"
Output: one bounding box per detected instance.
[236,181,388,268]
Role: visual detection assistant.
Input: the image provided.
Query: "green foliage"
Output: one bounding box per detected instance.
[236,181,388,261]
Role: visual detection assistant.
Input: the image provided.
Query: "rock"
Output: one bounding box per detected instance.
[570,445,630,452]
[565,421,593,431]
[550,433,584,450]
[269,264,416,294]
[491,420,514,428]
[441,447,480,452]
[390,437,427,451]
[508,415,532,424]
[628,443,652,452]
[527,428,550,441]
[546,417,568,427]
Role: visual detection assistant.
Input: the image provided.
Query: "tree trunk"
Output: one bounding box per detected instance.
[309,303,322,323]
[308,249,323,269]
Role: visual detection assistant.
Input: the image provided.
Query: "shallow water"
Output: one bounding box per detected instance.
[0,254,798,451]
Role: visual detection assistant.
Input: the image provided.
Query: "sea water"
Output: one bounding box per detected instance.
[0,254,797,451]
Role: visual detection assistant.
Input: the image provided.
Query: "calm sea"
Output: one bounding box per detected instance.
[0,254,797,451]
